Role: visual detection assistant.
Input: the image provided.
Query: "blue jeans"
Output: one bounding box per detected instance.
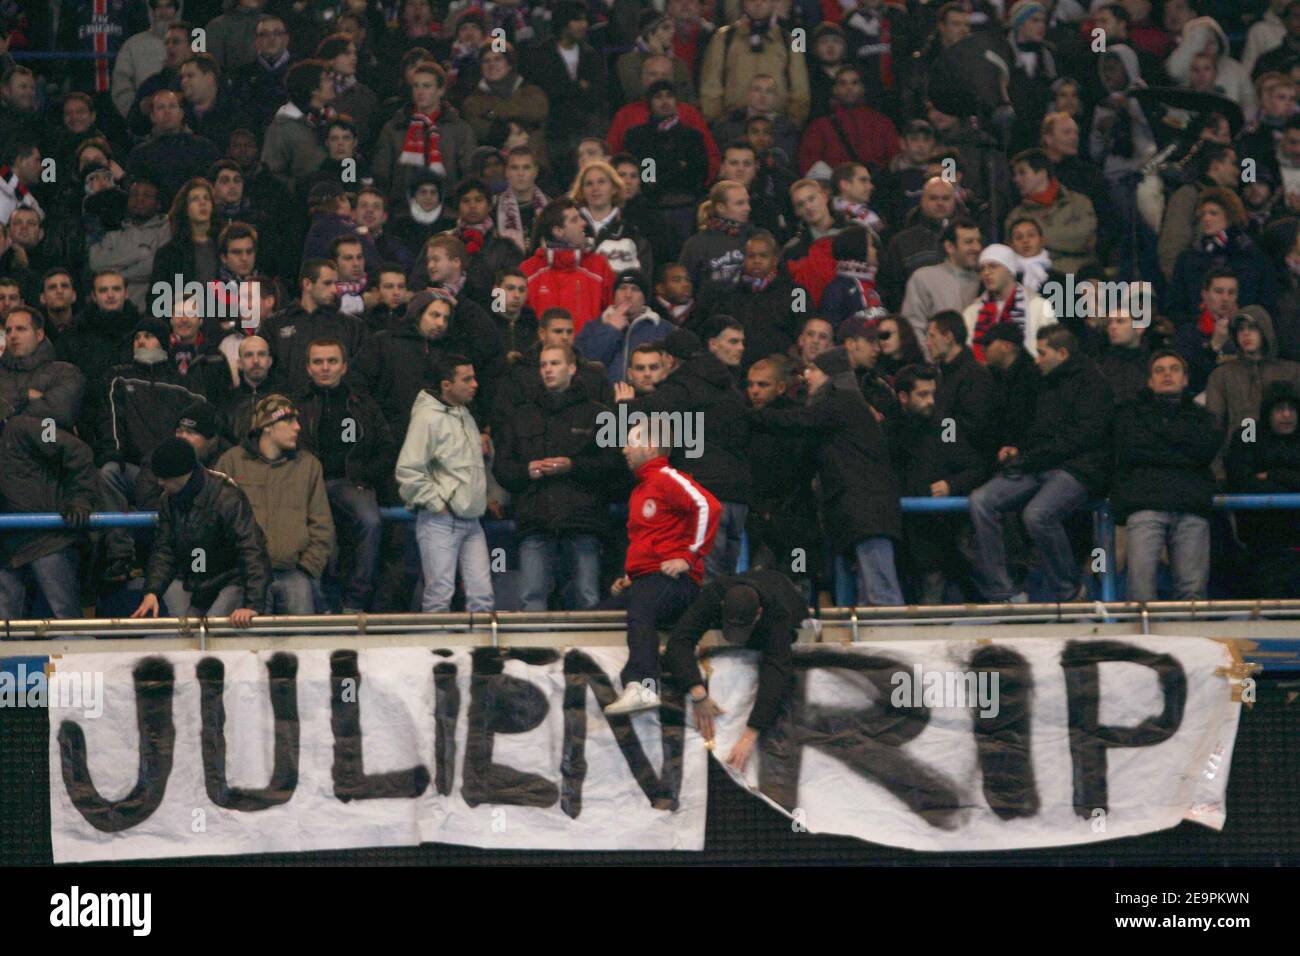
[0,549,81,619]
[518,533,600,610]
[326,479,382,611]
[970,469,1089,600]
[414,510,495,612]
[162,580,246,616]
[1125,510,1210,601]
[705,501,749,579]
[267,568,316,614]
[854,536,904,606]
[99,461,143,505]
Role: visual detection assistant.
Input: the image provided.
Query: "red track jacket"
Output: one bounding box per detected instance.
[626,456,720,583]
[520,247,616,333]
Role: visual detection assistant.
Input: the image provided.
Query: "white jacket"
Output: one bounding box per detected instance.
[1242,9,1286,75]
[396,390,487,519]
[962,285,1056,354]
[1166,18,1257,119]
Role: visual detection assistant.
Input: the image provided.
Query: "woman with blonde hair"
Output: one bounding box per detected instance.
[569,160,653,277]
[676,179,754,287]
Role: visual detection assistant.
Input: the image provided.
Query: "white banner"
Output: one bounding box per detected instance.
[706,636,1242,851]
[47,637,1242,861]
[50,647,707,863]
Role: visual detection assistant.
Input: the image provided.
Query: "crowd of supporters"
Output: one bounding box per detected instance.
[1,0,1300,623]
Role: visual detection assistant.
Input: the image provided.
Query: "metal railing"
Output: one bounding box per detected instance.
[1,492,1297,613]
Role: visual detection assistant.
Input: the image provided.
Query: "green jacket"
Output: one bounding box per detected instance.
[215,440,335,577]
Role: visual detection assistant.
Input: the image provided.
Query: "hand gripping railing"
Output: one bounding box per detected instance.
[3,493,1300,607]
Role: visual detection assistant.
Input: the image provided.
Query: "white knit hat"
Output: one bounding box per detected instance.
[979,243,1020,275]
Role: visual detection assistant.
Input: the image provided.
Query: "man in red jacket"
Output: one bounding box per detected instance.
[605,419,721,715]
[521,198,616,333]
[797,65,900,175]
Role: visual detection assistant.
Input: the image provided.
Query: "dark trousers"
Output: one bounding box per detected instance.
[604,572,699,689]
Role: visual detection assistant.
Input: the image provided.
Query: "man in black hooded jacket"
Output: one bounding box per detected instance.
[1225,381,1300,596]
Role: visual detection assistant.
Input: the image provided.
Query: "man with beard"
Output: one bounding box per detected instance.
[219,334,282,444]
[653,262,696,328]
[889,364,986,603]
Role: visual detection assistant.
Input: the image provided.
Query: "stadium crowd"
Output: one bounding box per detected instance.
[1,0,1300,628]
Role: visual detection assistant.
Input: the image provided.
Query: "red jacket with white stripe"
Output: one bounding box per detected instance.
[626,456,721,583]
[520,247,615,333]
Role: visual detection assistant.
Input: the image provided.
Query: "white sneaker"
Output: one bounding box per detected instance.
[604,683,661,716]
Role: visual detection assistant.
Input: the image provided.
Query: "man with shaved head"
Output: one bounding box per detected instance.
[219,334,282,442]
[881,176,959,309]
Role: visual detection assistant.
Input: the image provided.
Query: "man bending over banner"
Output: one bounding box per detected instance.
[603,421,720,716]
[665,569,805,772]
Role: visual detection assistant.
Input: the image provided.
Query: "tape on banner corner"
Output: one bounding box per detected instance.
[1211,638,1262,708]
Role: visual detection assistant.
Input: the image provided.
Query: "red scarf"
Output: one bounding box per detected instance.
[458,219,490,256]
[1198,307,1219,336]
[973,287,1025,361]
[707,216,745,236]
[400,110,445,175]
[1026,178,1061,208]
[0,165,33,205]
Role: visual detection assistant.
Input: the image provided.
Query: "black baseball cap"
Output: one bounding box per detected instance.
[721,584,761,643]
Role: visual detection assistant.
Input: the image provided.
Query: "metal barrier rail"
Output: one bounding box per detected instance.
[6,601,1300,640]
[3,492,1299,606]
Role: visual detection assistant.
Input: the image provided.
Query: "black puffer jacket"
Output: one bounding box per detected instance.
[493,380,620,538]
[630,351,752,504]
[1018,353,1115,496]
[1110,389,1221,521]
[753,372,902,551]
[353,304,505,437]
[1098,344,1150,406]
[990,350,1039,450]
[294,381,396,490]
[936,347,998,455]
[97,353,210,467]
[0,419,97,569]
[0,339,85,429]
[890,410,988,498]
[693,273,803,369]
[144,467,271,611]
